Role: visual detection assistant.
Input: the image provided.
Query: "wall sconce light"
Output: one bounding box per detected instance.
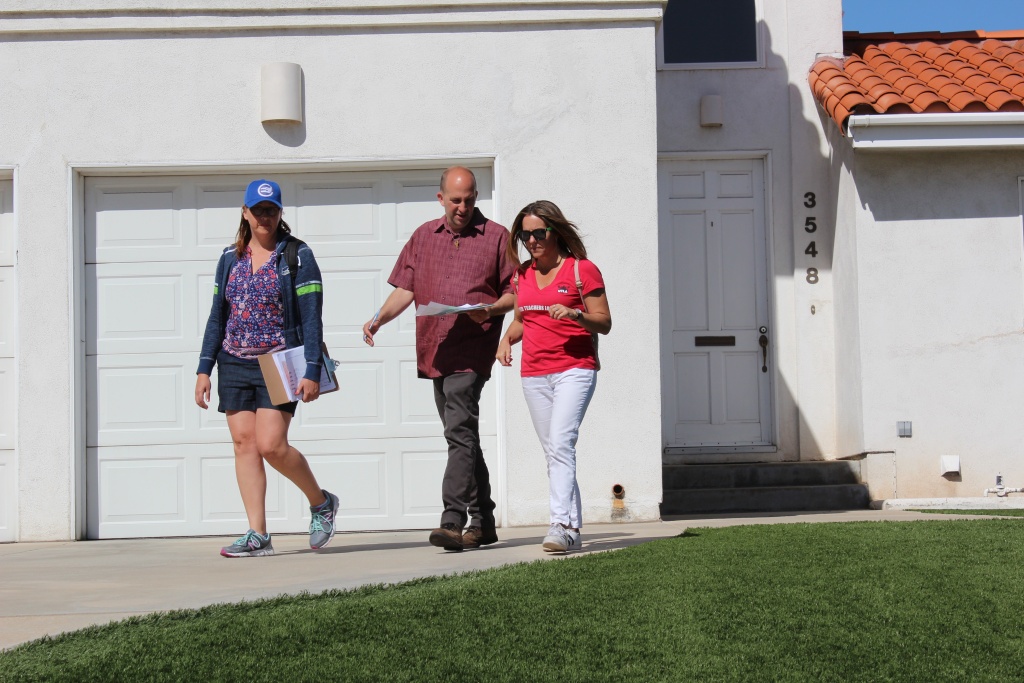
[261,62,303,124]
[700,95,723,127]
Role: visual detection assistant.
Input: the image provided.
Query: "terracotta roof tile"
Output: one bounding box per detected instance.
[811,30,1024,129]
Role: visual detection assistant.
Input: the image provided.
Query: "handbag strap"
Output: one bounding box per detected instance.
[574,258,589,312]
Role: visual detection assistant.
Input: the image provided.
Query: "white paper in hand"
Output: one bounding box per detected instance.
[415,301,492,317]
[271,347,338,402]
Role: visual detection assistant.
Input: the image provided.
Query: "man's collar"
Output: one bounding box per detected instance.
[436,208,487,235]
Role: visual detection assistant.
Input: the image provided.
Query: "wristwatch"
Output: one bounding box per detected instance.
[571,308,584,321]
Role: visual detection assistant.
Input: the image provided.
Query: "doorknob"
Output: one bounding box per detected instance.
[758,331,768,373]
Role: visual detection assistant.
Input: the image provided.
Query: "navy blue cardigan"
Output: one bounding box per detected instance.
[197,236,324,382]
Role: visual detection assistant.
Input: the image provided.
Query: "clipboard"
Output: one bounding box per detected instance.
[258,342,338,405]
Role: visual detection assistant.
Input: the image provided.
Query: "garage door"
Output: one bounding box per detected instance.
[84,168,500,539]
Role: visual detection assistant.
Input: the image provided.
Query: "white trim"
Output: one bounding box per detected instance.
[491,154,510,530]
[656,0,763,71]
[69,154,501,178]
[69,155,504,538]
[0,166,18,542]
[69,168,86,540]
[848,112,1024,151]
[0,1,664,34]
[761,151,782,458]
[1020,177,1024,331]
[658,149,773,161]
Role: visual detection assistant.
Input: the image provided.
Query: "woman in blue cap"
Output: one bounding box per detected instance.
[195,179,338,557]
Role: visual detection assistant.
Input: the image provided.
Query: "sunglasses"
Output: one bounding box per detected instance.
[517,227,552,243]
[249,205,281,218]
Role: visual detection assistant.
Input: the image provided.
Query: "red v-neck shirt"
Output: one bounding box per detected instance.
[515,257,604,377]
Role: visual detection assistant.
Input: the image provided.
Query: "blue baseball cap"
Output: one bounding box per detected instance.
[244,179,283,209]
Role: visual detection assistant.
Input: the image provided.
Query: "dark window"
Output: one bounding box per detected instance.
[662,0,758,64]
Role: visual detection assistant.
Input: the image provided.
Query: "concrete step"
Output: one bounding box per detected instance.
[661,483,871,515]
[663,461,861,490]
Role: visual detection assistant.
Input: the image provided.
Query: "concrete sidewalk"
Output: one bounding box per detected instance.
[0,509,977,650]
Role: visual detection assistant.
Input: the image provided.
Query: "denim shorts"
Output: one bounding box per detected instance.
[217,350,298,415]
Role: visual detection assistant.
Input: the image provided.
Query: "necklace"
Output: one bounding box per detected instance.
[534,255,563,275]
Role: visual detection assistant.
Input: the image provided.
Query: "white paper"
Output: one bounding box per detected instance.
[272,346,338,402]
[415,301,493,317]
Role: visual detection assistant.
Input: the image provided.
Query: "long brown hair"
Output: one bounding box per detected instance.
[507,200,588,268]
[234,210,292,257]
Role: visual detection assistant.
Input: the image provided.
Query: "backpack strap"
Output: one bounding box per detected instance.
[282,236,307,342]
[284,236,305,275]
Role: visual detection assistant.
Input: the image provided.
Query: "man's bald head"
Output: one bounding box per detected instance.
[440,166,477,194]
[437,166,479,233]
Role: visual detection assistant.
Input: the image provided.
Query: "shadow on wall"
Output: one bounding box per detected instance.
[656,19,837,460]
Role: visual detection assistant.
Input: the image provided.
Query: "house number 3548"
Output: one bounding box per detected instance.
[803,192,818,284]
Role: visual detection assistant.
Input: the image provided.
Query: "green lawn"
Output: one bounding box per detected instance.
[909,508,1024,517]
[4,521,1024,682]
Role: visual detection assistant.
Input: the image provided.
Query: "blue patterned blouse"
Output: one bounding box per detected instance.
[222,247,287,359]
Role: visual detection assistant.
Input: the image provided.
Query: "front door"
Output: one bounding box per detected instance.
[659,158,773,451]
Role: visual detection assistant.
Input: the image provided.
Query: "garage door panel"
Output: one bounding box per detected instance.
[0,451,15,540]
[0,268,14,357]
[401,450,446,516]
[201,456,287,523]
[92,274,183,344]
[88,362,185,445]
[88,437,499,538]
[396,179,443,241]
[88,185,183,261]
[88,262,210,355]
[96,456,186,523]
[307,453,388,521]
[400,360,441,425]
[196,181,249,247]
[319,264,385,343]
[295,182,380,245]
[0,358,14,449]
[0,180,12,267]
[293,361,385,428]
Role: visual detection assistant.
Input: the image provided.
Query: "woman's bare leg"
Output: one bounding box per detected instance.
[226,410,268,534]
[254,408,326,507]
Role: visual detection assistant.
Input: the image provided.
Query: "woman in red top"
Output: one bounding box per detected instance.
[496,200,612,552]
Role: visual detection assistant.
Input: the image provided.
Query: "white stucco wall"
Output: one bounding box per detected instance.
[0,1,663,540]
[656,0,843,459]
[845,151,1024,498]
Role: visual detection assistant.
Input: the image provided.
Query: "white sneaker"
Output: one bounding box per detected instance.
[542,524,581,553]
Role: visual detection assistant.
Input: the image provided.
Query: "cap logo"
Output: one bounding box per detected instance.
[258,183,274,197]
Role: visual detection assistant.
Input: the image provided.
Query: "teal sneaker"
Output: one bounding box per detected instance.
[309,490,339,550]
[220,529,274,558]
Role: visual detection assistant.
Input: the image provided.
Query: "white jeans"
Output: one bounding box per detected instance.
[521,368,597,529]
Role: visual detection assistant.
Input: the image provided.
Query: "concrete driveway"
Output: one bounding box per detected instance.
[0,509,967,650]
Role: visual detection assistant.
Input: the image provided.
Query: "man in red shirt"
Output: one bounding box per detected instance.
[362,167,515,551]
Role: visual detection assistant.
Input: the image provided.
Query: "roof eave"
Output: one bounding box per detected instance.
[848,112,1024,151]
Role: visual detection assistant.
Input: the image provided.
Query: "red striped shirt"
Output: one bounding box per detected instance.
[389,209,514,378]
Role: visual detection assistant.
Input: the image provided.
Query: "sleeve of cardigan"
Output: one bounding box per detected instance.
[197,250,228,376]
